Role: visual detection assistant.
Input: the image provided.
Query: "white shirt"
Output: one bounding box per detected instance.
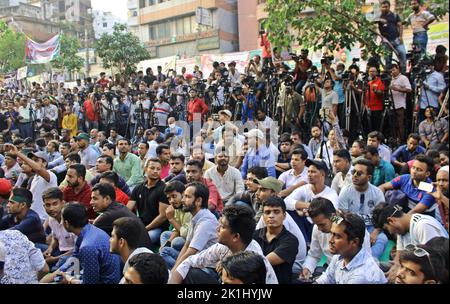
[285,184,339,211]
[316,247,386,284]
[391,74,412,109]
[331,167,353,195]
[79,146,100,168]
[29,171,58,220]
[397,213,449,251]
[303,225,372,274]
[176,240,278,284]
[378,144,392,163]
[204,166,245,203]
[119,247,153,284]
[278,167,308,189]
[256,213,307,272]
[48,217,77,252]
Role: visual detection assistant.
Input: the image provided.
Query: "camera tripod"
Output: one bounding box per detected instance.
[344,81,365,140]
[379,88,397,145]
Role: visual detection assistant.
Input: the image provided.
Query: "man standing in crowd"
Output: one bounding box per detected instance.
[75,133,99,170]
[406,0,436,55]
[389,63,412,143]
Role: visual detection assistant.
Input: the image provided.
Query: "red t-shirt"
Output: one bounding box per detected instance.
[202,178,223,214]
[160,164,170,180]
[187,98,208,122]
[63,182,95,219]
[115,188,129,205]
[365,77,385,111]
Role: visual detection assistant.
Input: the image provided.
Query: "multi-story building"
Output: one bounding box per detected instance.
[128,0,239,58]
[92,10,124,39]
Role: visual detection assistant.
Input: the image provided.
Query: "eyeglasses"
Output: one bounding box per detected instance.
[404,244,436,278]
[351,169,365,177]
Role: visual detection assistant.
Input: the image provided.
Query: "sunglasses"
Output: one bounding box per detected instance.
[404,244,436,278]
[351,169,365,177]
[389,205,403,218]
[330,214,345,225]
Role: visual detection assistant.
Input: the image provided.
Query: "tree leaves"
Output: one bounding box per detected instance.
[94,24,150,76]
[265,0,448,54]
[0,21,26,73]
[51,34,84,73]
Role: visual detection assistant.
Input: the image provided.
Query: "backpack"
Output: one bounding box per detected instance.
[304,85,318,103]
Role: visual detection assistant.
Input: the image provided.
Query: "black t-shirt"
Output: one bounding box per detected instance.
[93,201,152,249]
[378,12,401,42]
[0,112,8,131]
[0,209,46,244]
[253,226,299,284]
[131,180,169,231]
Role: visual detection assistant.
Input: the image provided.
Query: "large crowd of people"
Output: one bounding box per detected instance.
[0,0,448,285]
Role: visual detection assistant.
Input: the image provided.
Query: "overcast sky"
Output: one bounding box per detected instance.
[91,0,127,21]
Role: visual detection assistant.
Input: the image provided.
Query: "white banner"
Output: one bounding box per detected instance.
[17,66,28,80]
[137,56,177,75]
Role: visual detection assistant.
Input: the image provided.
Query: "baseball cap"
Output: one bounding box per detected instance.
[219,110,232,118]
[0,178,12,196]
[254,177,283,193]
[27,151,49,163]
[244,129,265,140]
[305,159,329,174]
[74,133,90,141]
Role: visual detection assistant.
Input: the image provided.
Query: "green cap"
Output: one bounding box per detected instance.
[74,133,90,141]
[254,177,283,193]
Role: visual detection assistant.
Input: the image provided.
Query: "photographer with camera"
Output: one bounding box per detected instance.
[418,63,446,122]
[17,97,34,140]
[375,0,407,72]
[293,50,313,94]
[390,63,412,143]
[208,71,228,112]
[228,61,241,88]
[364,67,386,133]
[246,55,263,77]
[278,81,304,134]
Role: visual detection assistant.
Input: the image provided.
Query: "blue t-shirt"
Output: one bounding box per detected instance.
[390,174,436,209]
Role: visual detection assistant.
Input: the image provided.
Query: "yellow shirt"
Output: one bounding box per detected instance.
[62,113,78,137]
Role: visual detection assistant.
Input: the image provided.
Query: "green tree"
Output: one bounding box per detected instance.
[0,21,26,73]
[51,33,84,73]
[95,24,150,76]
[265,0,448,53]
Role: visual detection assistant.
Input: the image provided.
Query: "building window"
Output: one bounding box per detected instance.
[103,22,108,28]
[183,17,191,35]
[149,25,156,40]
[176,18,184,36]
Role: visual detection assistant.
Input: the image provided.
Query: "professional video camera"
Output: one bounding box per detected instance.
[232,85,243,96]
[307,70,320,81]
[321,56,334,65]
[241,74,256,88]
[262,66,278,76]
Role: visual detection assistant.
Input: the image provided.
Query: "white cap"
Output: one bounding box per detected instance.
[244,129,264,140]
[439,165,449,173]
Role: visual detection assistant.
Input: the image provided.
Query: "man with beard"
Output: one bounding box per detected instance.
[63,164,94,220]
[170,182,218,275]
[159,181,192,269]
[205,147,244,206]
[163,153,187,184]
[128,158,169,245]
[89,155,131,196]
[114,138,144,190]
[315,211,387,284]
[75,133,99,169]
[338,159,387,259]
[185,159,223,217]
[191,145,214,173]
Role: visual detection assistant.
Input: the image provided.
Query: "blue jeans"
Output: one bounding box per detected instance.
[295,80,307,95]
[368,226,388,259]
[18,122,34,139]
[160,246,181,270]
[148,228,163,246]
[413,31,428,55]
[383,38,407,73]
[160,231,185,251]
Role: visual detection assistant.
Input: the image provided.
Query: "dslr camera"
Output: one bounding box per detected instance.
[321,56,334,65]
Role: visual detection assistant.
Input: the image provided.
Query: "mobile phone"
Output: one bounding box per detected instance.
[418,181,433,193]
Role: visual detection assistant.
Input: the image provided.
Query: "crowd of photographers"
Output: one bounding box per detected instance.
[0,0,448,285]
